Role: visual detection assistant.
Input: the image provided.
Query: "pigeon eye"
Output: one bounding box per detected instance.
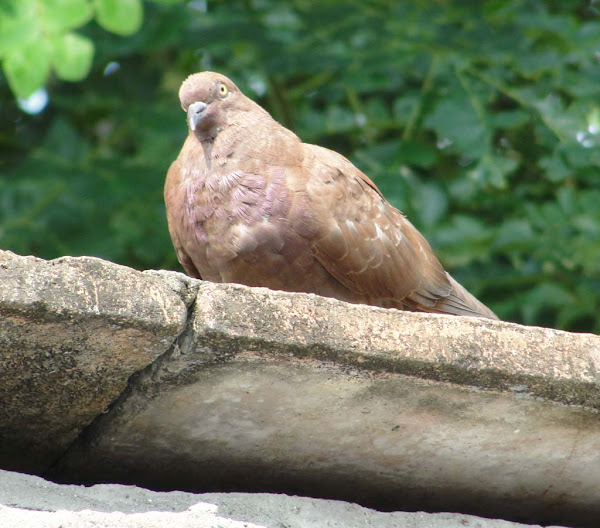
[218,83,228,98]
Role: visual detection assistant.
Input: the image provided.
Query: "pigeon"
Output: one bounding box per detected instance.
[165,72,497,319]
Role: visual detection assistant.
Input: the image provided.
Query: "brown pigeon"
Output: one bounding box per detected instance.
[165,72,498,319]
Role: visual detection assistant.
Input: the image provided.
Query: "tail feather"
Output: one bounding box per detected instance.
[435,273,498,320]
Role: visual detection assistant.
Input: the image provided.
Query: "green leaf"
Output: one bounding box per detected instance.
[556,186,577,216]
[393,92,420,125]
[52,32,94,81]
[39,116,89,162]
[533,94,586,143]
[412,181,448,228]
[489,109,529,129]
[493,219,535,251]
[434,215,490,249]
[0,0,39,56]
[94,0,143,36]
[2,39,51,97]
[325,105,355,133]
[397,139,437,169]
[521,283,574,324]
[468,153,517,189]
[539,152,571,182]
[424,96,491,157]
[432,215,493,267]
[42,0,94,33]
[514,51,561,78]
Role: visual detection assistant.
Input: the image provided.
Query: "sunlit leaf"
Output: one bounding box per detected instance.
[2,39,51,97]
[52,32,94,81]
[42,0,94,33]
[95,0,143,36]
[0,0,39,56]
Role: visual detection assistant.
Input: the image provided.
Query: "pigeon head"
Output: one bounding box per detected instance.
[179,72,241,141]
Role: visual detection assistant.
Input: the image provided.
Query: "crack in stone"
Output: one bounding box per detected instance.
[43,276,201,482]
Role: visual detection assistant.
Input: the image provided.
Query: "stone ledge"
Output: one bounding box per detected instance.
[190,280,600,407]
[1,250,599,527]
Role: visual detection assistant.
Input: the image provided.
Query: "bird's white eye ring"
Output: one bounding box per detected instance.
[218,83,228,97]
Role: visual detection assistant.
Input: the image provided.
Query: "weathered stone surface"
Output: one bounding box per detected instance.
[190,281,600,407]
[0,251,187,472]
[54,355,600,527]
[53,280,600,527]
[0,470,564,528]
[1,252,600,527]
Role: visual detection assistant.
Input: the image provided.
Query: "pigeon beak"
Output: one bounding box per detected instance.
[187,101,208,131]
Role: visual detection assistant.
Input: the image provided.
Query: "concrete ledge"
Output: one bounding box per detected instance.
[190,280,600,407]
[1,250,599,527]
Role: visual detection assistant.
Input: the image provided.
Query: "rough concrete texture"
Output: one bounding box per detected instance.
[0,251,187,472]
[188,279,600,406]
[54,356,600,526]
[0,470,564,528]
[1,250,599,527]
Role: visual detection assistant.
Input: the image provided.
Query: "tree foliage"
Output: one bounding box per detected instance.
[0,0,184,97]
[0,0,599,332]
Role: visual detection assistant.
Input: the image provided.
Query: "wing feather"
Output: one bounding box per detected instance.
[303,144,497,318]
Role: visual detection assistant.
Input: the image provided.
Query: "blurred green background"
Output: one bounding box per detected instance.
[1,0,599,332]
